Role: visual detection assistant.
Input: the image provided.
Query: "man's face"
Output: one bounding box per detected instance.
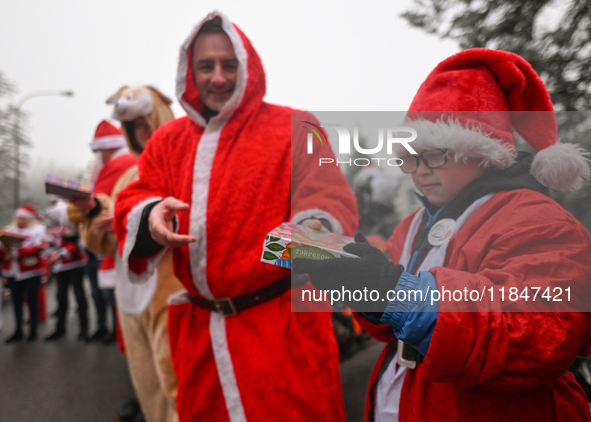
[191,32,238,112]
[16,217,29,229]
[133,117,152,147]
[98,148,119,164]
[411,151,488,207]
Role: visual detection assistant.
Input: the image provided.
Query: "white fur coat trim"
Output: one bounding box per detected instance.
[121,196,166,284]
[176,11,248,127]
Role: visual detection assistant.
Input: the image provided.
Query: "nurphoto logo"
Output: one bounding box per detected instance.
[303,121,418,167]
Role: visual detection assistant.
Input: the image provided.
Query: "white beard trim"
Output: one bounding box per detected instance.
[392,118,517,169]
[531,142,591,191]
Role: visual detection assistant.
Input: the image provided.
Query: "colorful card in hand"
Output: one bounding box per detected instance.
[0,231,28,245]
[261,222,356,269]
[45,174,93,199]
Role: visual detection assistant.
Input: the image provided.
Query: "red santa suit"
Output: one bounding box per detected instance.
[357,188,591,422]
[86,121,138,289]
[115,11,357,422]
[1,205,48,340]
[50,233,87,273]
[0,226,46,280]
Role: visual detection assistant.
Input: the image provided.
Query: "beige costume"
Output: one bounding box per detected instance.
[74,85,181,422]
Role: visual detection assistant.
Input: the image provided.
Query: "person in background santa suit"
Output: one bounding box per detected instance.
[1,205,47,343]
[114,12,357,422]
[80,84,182,422]
[44,198,89,341]
[294,48,591,422]
[69,120,137,344]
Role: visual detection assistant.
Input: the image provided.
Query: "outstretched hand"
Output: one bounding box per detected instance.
[292,233,403,312]
[148,197,196,248]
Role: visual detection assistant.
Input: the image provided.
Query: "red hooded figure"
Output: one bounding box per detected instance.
[115,11,357,422]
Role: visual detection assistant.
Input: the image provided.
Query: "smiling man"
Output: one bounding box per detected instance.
[191,29,238,114]
[114,11,357,422]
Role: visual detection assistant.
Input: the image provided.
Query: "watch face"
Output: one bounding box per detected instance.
[428,218,456,246]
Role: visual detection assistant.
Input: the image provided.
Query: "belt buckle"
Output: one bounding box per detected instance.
[213,297,237,316]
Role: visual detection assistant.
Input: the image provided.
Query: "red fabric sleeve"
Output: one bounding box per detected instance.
[290,111,358,236]
[17,245,43,257]
[93,153,138,196]
[423,200,591,392]
[114,127,172,276]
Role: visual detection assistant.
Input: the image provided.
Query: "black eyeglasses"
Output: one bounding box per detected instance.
[399,149,448,174]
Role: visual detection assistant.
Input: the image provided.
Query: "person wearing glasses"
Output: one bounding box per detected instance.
[294,48,591,421]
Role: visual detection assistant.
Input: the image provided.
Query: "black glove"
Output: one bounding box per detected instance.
[292,233,403,313]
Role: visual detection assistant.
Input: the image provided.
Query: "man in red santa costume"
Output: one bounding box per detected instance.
[114,11,357,422]
[294,48,591,421]
[70,120,137,343]
[1,205,47,342]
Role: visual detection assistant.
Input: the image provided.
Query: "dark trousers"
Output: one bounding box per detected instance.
[101,288,117,333]
[8,276,41,330]
[55,266,88,333]
[85,252,106,331]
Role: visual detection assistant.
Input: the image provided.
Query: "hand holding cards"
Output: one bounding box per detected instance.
[45,174,93,199]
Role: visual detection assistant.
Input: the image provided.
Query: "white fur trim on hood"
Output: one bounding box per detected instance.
[176,11,248,127]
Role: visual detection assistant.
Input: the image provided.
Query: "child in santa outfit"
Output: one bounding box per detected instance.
[294,48,591,422]
[1,205,48,342]
[69,120,137,343]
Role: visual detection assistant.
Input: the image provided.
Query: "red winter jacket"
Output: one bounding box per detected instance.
[52,236,87,273]
[357,189,591,422]
[1,225,47,281]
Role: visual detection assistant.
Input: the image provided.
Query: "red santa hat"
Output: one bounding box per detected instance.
[16,205,40,221]
[399,48,590,191]
[90,120,126,151]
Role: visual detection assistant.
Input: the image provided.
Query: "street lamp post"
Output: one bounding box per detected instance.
[12,90,74,209]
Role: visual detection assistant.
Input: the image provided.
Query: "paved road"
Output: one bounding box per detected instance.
[0,278,384,422]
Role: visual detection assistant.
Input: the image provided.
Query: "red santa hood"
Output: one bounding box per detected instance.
[176,11,265,127]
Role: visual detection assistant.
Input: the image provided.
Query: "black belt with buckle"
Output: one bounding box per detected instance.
[187,276,292,317]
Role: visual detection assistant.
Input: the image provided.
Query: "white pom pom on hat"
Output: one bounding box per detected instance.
[531,142,590,191]
[396,48,590,191]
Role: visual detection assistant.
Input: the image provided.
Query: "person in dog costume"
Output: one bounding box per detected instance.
[294,48,591,422]
[114,11,357,422]
[78,84,182,422]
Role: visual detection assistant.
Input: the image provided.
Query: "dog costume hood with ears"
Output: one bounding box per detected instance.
[106,85,175,156]
[397,48,590,191]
